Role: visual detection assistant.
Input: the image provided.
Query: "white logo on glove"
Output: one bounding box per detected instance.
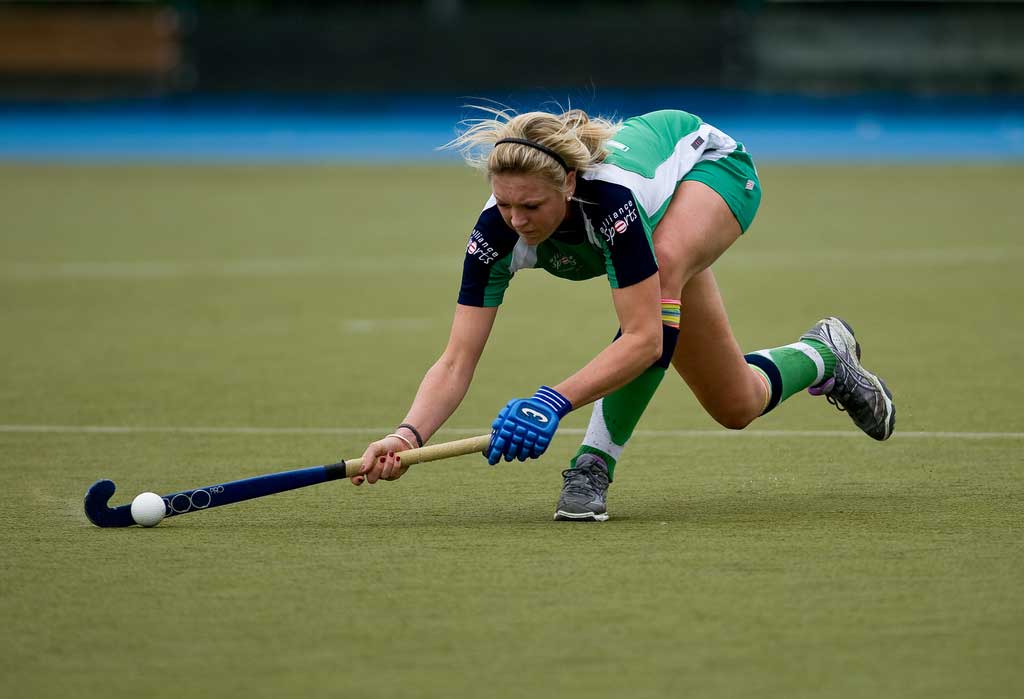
[521,407,549,423]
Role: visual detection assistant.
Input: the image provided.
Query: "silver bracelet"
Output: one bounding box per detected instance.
[384,433,416,450]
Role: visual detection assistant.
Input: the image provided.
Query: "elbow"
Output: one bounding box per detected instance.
[618,327,664,370]
[648,339,664,367]
[435,349,476,383]
[639,332,663,367]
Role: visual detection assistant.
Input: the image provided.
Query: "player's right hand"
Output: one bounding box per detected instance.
[486,386,571,464]
[352,435,410,485]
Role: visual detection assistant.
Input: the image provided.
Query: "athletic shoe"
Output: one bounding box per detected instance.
[801,317,896,441]
[554,454,610,522]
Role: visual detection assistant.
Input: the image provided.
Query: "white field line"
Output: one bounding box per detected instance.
[0,256,453,280]
[343,318,433,333]
[0,424,1021,440]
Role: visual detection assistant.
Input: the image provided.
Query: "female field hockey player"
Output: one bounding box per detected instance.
[354,107,895,521]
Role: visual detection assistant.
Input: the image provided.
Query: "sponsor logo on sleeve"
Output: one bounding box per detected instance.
[598,200,638,246]
[691,136,705,150]
[467,230,500,265]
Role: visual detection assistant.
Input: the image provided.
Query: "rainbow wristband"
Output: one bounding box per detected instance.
[661,298,681,329]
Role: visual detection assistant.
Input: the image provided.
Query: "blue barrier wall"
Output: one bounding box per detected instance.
[2,92,1022,163]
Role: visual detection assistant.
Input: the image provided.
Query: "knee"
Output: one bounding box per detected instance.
[711,407,757,431]
[654,239,701,296]
[654,239,686,279]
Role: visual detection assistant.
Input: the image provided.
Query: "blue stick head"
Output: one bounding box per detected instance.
[84,479,135,528]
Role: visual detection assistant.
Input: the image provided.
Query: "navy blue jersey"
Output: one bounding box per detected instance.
[458,176,657,307]
[457,109,757,307]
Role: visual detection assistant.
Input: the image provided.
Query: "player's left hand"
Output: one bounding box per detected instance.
[353,434,411,485]
[487,386,572,464]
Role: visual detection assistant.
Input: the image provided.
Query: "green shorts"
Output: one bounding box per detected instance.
[682,145,761,233]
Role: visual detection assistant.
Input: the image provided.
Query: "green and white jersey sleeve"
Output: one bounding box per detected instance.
[588,109,742,233]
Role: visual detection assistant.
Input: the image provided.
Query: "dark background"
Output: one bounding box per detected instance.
[2,0,1023,101]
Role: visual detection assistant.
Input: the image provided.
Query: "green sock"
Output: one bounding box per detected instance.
[572,313,681,481]
[571,366,667,481]
[744,339,836,414]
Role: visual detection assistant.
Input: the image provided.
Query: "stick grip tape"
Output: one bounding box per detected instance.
[328,434,492,479]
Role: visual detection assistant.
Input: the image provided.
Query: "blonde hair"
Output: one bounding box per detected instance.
[445,105,621,193]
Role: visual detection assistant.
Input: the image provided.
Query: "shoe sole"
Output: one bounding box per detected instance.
[831,317,896,441]
[878,378,896,440]
[554,509,609,522]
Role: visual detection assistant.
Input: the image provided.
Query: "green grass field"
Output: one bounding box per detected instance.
[2,163,1022,698]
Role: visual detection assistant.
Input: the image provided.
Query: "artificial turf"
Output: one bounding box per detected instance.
[1,163,1022,698]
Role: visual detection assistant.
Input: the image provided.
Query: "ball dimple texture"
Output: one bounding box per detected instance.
[131,492,166,527]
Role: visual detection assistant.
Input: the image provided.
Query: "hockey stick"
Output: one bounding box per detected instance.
[84,434,491,528]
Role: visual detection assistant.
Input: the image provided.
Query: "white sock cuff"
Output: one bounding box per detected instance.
[581,399,625,461]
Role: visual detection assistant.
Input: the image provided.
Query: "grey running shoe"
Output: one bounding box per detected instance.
[801,317,896,441]
[554,454,610,522]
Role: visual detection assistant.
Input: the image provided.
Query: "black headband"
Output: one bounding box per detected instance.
[494,137,571,173]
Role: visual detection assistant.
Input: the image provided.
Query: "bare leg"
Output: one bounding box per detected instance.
[651,180,765,429]
[672,268,766,429]
[652,180,742,301]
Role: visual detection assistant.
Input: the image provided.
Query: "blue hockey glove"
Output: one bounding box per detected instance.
[487,386,572,465]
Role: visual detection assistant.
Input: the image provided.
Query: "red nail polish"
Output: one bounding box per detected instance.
[379,457,385,463]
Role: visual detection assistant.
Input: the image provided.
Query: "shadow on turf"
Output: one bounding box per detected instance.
[85,489,926,530]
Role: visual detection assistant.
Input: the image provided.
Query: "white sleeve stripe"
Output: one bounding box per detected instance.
[584,124,737,218]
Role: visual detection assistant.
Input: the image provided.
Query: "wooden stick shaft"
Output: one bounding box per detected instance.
[341,434,490,478]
